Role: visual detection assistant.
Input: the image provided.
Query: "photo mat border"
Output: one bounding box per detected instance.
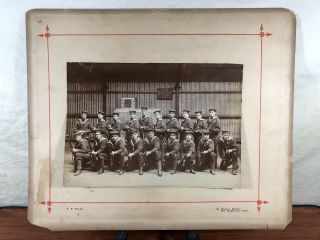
[36,23,272,213]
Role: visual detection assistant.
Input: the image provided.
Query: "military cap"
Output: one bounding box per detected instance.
[141,106,148,110]
[129,110,137,114]
[208,108,217,112]
[182,109,191,114]
[81,110,88,114]
[145,127,156,132]
[97,111,105,115]
[109,130,120,136]
[131,129,139,134]
[168,109,176,113]
[167,129,179,134]
[194,110,203,114]
[185,129,194,134]
[112,112,120,116]
[73,130,84,136]
[92,128,103,133]
[222,130,230,134]
[201,129,210,134]
[154,109,162,114]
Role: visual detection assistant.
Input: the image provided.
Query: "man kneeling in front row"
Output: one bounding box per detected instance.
[180,130,196,174]
[143,127,163,177]
[72,131,91,176]
[127,130,145,175]
[163,129,180,174]
[218,130,239,175]
[109,130,128,175]
[90,129,108,174]
[197,129,217,175]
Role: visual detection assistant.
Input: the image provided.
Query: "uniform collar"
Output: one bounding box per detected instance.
[146,136,156,142]
[209,116,218,120]
[79,118,88,123]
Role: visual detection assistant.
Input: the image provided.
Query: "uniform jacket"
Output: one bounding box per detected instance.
[207,117,221,138]
[94,137,108,154]
[129,138,144,155]
[166,118,180,130]
[123,118,140,133]
[165,139,180,156]
[218,138,238,159]
[197,138,214,155]
[181,118,194,130]
[143,136,160,153]
[110,137,128,155]
[139,115,154,128]
[155,119,167,133]
[180,139,196,156]
[108,119,122,132]
[193,118,208,132]
[95,119,108,130]
[74,139,91,153]
[74,118,93,132]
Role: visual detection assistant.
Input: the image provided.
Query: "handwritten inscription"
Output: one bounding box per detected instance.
[216,207,248,213]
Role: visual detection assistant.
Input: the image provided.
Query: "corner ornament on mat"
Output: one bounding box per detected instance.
[259,24,272,38]
[37,25,51,38]
[257,199,270,212]
[40,200,52,213]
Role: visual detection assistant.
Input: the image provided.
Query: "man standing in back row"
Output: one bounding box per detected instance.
[107,112,122,133]
[74,110,94,134]
[123,110,140,142]
[94,111,108,134]
[139,106,154,139]
[180,109,194,142]
[193,110,208,150]
[154,110,167,152]
[166,109,180,131]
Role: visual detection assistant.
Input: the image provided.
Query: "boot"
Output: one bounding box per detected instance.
[232,169,238,175]
[157,160,162,177]
[139,167,143,175]
[119,169,124,175]
[74,160,82,176]
[97,168,104,174]
[190,168,196,174]
[171,159,177,174]
[210,168,216,175]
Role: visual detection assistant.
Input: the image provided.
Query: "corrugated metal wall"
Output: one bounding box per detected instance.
[66,81,241,139]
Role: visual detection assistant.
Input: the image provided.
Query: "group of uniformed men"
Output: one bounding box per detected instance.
[71,107,239,177]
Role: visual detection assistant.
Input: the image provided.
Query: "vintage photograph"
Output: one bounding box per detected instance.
[64,63,242,188]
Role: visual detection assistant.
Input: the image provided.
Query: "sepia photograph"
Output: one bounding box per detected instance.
[64,62,242,188]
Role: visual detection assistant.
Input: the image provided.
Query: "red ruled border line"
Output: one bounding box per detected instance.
[37,24,272,214]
